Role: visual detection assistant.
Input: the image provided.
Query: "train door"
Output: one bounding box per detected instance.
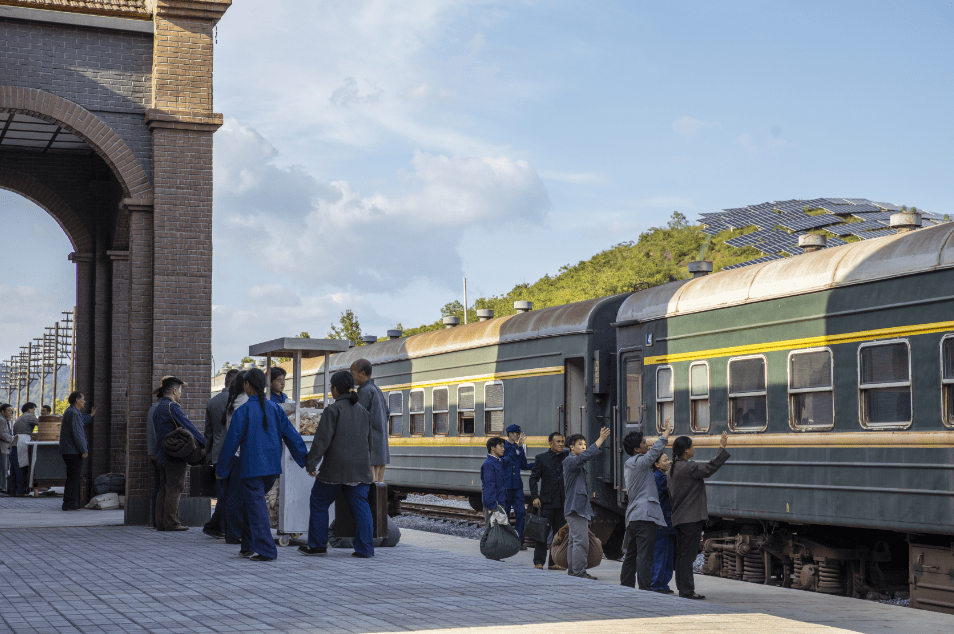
[564,357,585,437]
[615,348,643,501]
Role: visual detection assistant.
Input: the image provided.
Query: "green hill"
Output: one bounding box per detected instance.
[398,212,763,336]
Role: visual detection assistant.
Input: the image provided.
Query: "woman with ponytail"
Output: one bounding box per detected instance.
[217,368,308,561]
[218,371,249,543]
[300,370,375,558]
[669,431,730,600]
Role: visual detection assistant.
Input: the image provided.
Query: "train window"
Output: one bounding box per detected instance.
[943,336,954,428]
[655,366,674,433]
[409,389,425,436]
[484,381,504,435]
[689,362,710,433]
[727,355,767,432]
[387,391,403,437]
[789,349,834,431]
[457,384,476,436]
[858,340,912,429]
[432,387,449,435]
[622,353,643,424]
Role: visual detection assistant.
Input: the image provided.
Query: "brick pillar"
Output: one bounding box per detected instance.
[123,201,155,524]
[68,251,95,505]
[91,226,112,480]
[108,250,130,475]
[137,0,229,525]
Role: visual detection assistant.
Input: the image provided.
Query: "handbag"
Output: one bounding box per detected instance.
[161,402,205,465]
[480,505,522,560]
[524,505,550,544]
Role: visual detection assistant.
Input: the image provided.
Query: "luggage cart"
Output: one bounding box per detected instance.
[248,337,349,546]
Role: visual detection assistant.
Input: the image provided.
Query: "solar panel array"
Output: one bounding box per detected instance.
[699,197,949,270]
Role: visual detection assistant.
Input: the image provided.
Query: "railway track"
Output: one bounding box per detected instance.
[401,502,485,525]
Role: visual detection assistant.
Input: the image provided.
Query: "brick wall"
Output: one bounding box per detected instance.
[0,18,154,180]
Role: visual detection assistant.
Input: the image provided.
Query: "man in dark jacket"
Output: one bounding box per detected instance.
[202,368,238,539]
[529,432,568,569]
[153,376,205,531]
[502,424,532,544]
[58,392,95,511]
[352,359,389,482]
[480,435,522,522]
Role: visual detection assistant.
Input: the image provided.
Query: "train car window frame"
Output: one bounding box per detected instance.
[655,365,674,434]
[387,391,404,437]
[483,380,505,435]
[432,386,450,436]
[857,339,913,430]
[942,335,954,429]
[727,354,768,433]
[408,388,425,436]
[788,347,835,431]
[689,361,710,433]
[457,383,476,436]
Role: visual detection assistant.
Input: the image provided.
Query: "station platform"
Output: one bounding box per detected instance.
[0,495,951,634]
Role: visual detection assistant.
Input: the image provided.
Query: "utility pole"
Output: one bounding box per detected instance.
[463,277,468,325]
[35,337,46,411]
[21,345,31,405]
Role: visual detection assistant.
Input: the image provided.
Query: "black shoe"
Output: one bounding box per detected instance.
[298,546,327,556]
[202,527,224,539]
[166,526,189,532]
[351,552,372,558]
[249,554,274,561]
[239,550,254,557]
[679,592,705,600]
[225,538,241,544]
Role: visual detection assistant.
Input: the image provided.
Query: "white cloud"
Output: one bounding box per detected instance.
[213,119,550,293]
[538,170,607,185]
[672,116,719,138]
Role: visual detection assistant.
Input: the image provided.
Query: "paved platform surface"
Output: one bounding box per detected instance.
[0,495,950,634]
[0,494,124,529]
[400,529,954,634]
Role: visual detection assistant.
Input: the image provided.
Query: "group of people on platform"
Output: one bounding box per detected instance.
[1,398,93,511]
[146,360,391,562]
[481,417,729,599]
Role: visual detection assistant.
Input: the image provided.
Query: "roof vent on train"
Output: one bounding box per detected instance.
[797,233,826,253]
[687,261,713,278]
[890,210,922,234]
[360,335,378,345]
[476,309,494,321]
[348,340,355,348]
[442,316,460,328]
[514,301,533,313]
[386,329,402,340]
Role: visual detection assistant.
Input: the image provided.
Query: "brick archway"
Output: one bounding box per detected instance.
[0,86,152,202]
[0,166,93,252]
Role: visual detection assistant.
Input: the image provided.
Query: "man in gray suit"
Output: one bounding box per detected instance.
[562,426,611,579]
[619,419,671,590]
[352,359,389,482]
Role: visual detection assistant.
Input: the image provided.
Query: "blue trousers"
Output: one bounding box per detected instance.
[651,530,675,590]
[224,470,246,542]
[204,477,226,533]
[308,481,374,557]
[504,488,526,540]
[9,446,26,495]
[242,475,277,559]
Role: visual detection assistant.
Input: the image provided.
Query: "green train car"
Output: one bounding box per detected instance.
[288,295,629,554]
[614,221,954,610]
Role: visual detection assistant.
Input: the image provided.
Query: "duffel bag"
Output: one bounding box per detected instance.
[480,505,521,560]
[92,473,126,495]
[549,523,603,569]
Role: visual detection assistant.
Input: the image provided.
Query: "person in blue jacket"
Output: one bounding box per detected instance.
[58,391,96,511]
[650,452,675,593]
[502,424,532,544]
[153,376,205,531]
[269,366,288,404]
[480,433,524,522]
[217,368,307,561]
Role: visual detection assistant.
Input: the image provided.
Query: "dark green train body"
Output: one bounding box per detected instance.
[615,221,954,607]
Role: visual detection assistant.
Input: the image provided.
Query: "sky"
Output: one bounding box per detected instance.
[0,0,952,369]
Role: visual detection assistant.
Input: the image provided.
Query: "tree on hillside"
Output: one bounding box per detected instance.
[240,356,254,365]
[328,310,363,344]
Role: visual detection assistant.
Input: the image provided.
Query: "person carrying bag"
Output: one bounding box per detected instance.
[153,376,206,531]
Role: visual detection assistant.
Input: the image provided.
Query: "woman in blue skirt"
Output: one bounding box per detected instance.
[217,368,308,561]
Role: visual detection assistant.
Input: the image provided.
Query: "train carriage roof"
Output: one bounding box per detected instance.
[287,294,624,380]
[617,222,954,324]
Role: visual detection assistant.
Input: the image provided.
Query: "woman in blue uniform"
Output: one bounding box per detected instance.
[217,368,308,561]
[269,367,288,404]
[650,452,675,593]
